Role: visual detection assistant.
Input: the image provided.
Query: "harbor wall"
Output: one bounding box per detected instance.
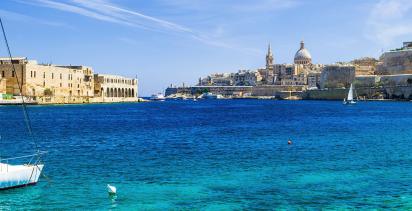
[35,96,140,104]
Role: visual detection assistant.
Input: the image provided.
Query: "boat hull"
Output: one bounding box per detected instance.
[0,164,44,190]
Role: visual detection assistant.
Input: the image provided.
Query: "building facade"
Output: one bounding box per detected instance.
[376,42,412,75]
[94,74,138,102]
[320,64,355,89]
[0,57,138,104]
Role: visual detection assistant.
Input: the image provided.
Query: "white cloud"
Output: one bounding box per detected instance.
[15,0,286,55]
[0,9,67,27]
[155,0,299,13]
[20,0,236,49]
[366,0,412,46]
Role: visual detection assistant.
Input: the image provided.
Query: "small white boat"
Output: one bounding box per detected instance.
[200,92,224,99]
[107,184,117,195]
[343,83,356,105]
[150,93,166,101]
[0,18,46,191]
[0,152,45,190]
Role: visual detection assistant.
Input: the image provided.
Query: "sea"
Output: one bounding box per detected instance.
[1,100,412,210]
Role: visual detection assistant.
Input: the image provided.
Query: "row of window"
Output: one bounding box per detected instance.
[105,78,135,85]
[29,71,83,82]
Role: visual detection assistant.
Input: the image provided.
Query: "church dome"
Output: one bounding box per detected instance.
[294,41,312,65]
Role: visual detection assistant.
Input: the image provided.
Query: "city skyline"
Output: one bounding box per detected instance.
[1,0,412,95]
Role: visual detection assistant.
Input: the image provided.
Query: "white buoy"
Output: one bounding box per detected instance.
[107,184,117,195]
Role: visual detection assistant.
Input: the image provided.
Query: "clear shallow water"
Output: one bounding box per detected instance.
[1,100,412,209]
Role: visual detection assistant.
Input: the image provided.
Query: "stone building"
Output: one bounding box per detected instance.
[320,64,355,89]
[93,74,138,102]
[0,57,138,104]
[376,42,412,75]
[351,57,378,76]
[198,73,234,86]
[234,70,262,86]
[0,57,94,103]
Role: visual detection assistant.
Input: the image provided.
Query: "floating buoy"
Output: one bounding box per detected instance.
[288,139,292,145]
[107,184,117,195]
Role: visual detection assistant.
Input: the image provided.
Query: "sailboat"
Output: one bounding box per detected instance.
[343,83,356,105]
[0,18,46,190]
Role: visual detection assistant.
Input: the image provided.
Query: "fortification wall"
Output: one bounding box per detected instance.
[377,50,412,75]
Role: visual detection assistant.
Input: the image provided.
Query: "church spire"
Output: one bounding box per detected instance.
[268,43,272,56]
[266,43,274,69]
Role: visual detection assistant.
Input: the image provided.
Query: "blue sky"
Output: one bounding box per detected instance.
[1,0,412,96]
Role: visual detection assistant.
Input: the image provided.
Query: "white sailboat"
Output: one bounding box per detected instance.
[0,18,45,190]
[0,153,45,190]
[343,83,356,105]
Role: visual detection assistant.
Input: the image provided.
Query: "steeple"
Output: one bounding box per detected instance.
[266,43,274,69]
[268,43,272,56]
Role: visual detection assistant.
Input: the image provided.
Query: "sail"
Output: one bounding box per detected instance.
[347,84,354,101]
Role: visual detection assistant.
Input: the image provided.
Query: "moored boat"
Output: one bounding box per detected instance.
[0,17,46,190]
[0,153,45,190]
[200,92,224,99]
[150,93,166,101]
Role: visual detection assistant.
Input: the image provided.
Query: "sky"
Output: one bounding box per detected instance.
[1,0,412,96]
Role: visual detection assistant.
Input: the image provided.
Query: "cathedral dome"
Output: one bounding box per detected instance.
[294,41,312,65]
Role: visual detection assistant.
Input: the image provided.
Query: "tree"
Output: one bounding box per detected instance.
[44,88,53,96]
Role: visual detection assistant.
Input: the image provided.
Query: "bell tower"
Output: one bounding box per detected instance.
[266,43,274,69]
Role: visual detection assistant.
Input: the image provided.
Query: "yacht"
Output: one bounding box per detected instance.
[150,93,166,101]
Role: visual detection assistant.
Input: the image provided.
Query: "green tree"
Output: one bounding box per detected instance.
[44,88,53,96]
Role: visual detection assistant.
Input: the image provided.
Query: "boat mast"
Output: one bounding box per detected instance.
[0,17,39,152]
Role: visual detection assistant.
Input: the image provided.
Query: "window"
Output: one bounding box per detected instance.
[52,73,54,79]
[1,71,4,77]
[60,73,62,79]
[43,81,45,86]
[60,83,62,87]
[43,72,45,79]
[12,71,15,77]
[30,71,33,78]
[34,71,36,78]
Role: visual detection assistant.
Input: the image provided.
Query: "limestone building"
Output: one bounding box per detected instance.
[0,57,94,103]
[352,57,378,76]
[0,57,138,104]
[320,64,355,89]
[376,42,412,75]
[93,74,138,102]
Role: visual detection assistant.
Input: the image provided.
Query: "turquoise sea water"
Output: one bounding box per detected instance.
[1,100,412,209]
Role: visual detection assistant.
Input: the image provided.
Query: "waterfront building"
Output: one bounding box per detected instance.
[376,42,412,75]
[198,73,234,86]
[0,57,138,104]
[234,70,262,86]
[0,57,94,103]
[352,57,378,76]
[320,64,355,89]
[93,74,138,102]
